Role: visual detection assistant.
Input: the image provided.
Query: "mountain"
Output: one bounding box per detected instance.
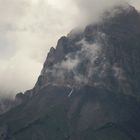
[0,4,140,140]
[0,97,15,115]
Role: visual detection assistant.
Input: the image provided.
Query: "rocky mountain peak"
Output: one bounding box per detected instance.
[31,5,140,98]
[1,4,140,140]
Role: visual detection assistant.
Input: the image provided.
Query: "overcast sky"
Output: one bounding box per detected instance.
[0,0,139,95]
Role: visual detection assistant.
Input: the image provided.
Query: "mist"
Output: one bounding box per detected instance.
[0,0,139,95]
[0,0,78,95]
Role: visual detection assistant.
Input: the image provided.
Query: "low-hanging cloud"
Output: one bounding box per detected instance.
[0,0,78,95]
[44,32,105,87]
[0,0,139,95]
[75,0,131,25]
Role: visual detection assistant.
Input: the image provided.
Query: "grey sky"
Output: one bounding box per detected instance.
[0,0,139,95]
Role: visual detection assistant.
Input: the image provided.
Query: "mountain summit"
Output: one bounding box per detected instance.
[0,4,140,140]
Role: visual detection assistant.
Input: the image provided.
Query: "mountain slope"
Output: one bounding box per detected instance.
[0,4,140,140]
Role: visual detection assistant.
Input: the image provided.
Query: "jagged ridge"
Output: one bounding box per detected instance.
[0,4,140,140]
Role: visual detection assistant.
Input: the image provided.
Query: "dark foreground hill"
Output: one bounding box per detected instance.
[0,4,140,140]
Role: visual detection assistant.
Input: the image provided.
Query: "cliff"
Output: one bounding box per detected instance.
[0,4,140,140]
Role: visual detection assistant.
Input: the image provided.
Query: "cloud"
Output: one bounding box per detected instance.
[75,0,131,25]
[45,33,104,86]
[130,0,140,10]
[0,0,139,95]
[0,0,78,94]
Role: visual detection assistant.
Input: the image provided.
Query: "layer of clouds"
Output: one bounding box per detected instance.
[0,0,78,94]
[76,0,128,24]
[76,0,140,25]
[0,0,139,95]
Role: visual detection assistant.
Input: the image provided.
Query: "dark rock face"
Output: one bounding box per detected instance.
[0,98,15,115]
[34,5,140,98]
[0,4,140,140]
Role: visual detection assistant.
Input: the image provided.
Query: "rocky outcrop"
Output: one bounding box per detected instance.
[30,4,140,98]
[0,98,15,115]
[0,4,140,140]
